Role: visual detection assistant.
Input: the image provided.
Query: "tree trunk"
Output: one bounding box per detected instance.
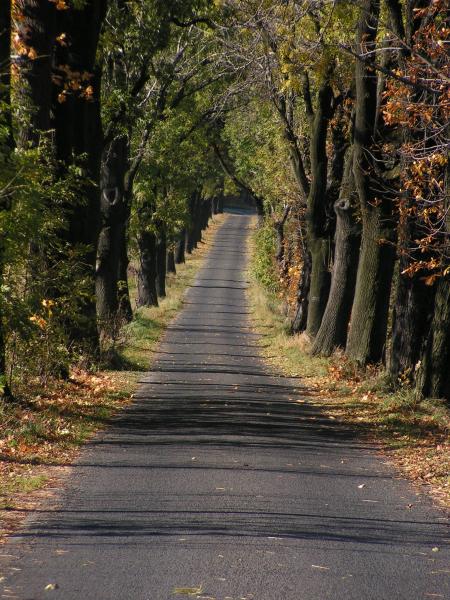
[117,225,133,321]
[96,135,128,327]
[167,249,176,274]
[156,228,167,298]
[388,244,434,383]
[52,1,107,352]
[175,229,186,263]
[346,210,395,363]
[291,246,312,334]
[416,277,450,401]
[16,0,55,146]
[0,2,13,149]
[307,239,332,338]
[416,159,450,401]
[312,149,361,356]
[386,0,433,382]
[186,191,199,253]
[346,0,396,365]
[137,231,158,307]
[0,2,13,399]
[305,71,335,338]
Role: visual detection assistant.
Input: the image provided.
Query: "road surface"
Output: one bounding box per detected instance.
[1,211,449,600]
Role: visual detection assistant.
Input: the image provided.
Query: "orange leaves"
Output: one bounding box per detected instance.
[382,2,449,283]
[49,0,70,10]
[423,274,438,286]
[29,315,47,330]
[53,66,95,102]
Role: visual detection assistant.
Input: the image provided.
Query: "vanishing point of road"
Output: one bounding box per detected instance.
[1,211,449,600]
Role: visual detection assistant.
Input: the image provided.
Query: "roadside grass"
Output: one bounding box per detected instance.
[248,228,450,508]
[0,213,226,533]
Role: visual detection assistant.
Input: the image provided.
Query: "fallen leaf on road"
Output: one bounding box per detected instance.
[173,586,203,596]
[358,484,366,489]
[431,547,440,552]
[44,583,59,590]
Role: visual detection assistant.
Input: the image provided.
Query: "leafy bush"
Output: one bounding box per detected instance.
[251,223,279,294]
[0,144,96,390]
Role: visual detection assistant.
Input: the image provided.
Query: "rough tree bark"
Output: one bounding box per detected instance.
[186,190,200,253]
[167,249,176,274]
[389,259,434,381]
[137,230,158,307]
[52,0,107,351]
[346,0,396,365]
[304,67,340,338]
[312,148,361,356]
[291,218,311,334]
[416,157,450,401]
[96,135,128,326]
[175,229,186,263]
[156,227,167,298]
[416,277,450,401]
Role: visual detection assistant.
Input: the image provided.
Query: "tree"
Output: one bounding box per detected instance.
[0,0,12,398]
[312,145,360,356]
[345,0,396,365]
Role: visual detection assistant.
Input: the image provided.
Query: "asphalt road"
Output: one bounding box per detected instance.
[1,212,449,600]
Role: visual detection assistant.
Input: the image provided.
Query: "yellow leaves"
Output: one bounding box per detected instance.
[44,583,59,591]
[29,315,47,330]
[173,587,203,596]
[29,300,55,328]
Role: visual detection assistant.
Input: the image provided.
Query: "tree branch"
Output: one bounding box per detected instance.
[171,16,216,30]
[339,43,441,95]
[212,142,264,215]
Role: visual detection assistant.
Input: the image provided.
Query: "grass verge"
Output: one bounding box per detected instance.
[248,226,450,508]
[0,213,226,539]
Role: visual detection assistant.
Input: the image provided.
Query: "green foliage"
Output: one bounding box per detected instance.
[251,222,279,293]
[222,99,299,215]
[0,142,96,388]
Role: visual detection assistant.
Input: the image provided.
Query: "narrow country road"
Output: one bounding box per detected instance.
[1,212,449,600]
